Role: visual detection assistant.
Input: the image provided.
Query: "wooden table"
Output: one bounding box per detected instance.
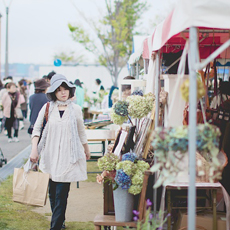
[166,182,222,230]
[86,129,115,154]
[86,129,115,142]
[77,129,116,188]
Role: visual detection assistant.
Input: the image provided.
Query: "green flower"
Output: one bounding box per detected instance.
[127,94,154,119]
[98,153,120,171]
[171,126,188,139]
[136,161,150,173]
[131,172,144,185]
[110,110,128,125]
[128,184,142,195]
[116,161,135,176]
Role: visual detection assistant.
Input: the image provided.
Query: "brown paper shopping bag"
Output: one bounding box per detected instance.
[13,168,49,207]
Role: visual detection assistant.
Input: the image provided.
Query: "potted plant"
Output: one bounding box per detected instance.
[97,152,150,222]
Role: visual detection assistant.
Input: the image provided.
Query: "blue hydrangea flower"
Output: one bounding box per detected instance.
[122,152,137,162]
[115,169,131,190]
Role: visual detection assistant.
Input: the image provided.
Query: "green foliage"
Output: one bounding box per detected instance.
[68,0,147,86]
[54,51,85,64]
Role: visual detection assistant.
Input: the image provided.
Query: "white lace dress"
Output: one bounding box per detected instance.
[32,102,88,182]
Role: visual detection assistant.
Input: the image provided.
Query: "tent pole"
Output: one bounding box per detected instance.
[188,27,198,230]
[153,51,160,217]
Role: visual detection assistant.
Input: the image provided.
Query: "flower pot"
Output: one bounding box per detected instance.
[113,186,134,222]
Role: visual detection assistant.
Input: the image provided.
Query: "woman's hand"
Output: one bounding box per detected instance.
[30,148,39,163]
[85,151,91,160]
[83,143,91,160]
[30,136,39,163]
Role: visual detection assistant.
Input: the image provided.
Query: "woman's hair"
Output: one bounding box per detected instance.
[6,82,16,89]
[35,89,46,94]
[121,76,135,92]
[74,79,82,88]
[0,80,3,88]
[47,71,56,80]
[18,79,27,94]
[49,82,74,101]
[95,78,101,85]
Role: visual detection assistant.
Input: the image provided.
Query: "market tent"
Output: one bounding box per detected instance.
[138,0,230,229]
[143,0,230,59]
[141,0,230,93]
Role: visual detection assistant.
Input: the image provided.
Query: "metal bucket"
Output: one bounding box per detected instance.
[113,186,134,222]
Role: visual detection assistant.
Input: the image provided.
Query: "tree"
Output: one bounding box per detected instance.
[54,51,85,64]
[68,0,147,86]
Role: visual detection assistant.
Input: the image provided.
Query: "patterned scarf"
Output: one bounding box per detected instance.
[38,99,85,163]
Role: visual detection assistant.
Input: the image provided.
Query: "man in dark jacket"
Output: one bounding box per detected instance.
[28,79,50,134]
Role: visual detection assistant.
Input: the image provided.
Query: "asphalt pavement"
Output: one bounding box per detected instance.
[0,119,31,181]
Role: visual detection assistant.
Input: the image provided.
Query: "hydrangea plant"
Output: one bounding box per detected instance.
[126,94,155,119]
[113,100,129,117]
[97,152,150,195]
[110,93,155,125]
[110,110,128,125]
[150,123,222,188]
[97,152,120,171]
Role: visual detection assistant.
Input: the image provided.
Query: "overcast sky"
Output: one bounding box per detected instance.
[0,0,177,65]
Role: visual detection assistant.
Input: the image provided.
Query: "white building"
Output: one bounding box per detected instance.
[39,64,129,94]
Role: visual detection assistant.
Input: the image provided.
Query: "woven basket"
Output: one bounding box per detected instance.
[196,152,210,183]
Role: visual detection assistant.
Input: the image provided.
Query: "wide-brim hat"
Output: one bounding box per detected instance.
[46,74,76,101]
[34,79,50,90]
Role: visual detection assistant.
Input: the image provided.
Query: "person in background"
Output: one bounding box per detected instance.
[74,79,85,109]
[94,78,104,93]
[0,80,4,126]
[0,80,3,91]
[47,71,56,84]
[28,79,50,135]
[0,79,12,100]
[18,79,28,130]
[108,85,119,108]
[121,76,135,100]
[29,74,90,230]
[0,79,12,134]
[2,82,24,142]
[6,76,13,81]
[42,75,48,82]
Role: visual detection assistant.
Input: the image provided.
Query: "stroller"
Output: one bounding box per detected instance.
[0,148,7,167]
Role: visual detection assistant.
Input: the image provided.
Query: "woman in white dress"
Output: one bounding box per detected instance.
[30,74,90,230]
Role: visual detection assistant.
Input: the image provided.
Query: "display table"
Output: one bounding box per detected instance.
[88,108,111,121]
[86,129,115,154]
[76,129,116,188]
[166,182,222,230]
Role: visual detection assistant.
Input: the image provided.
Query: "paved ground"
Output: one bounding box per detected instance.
[33,182,103,222]
[0,119,31,162]
[0,119,32,181]
[0,118,103,223]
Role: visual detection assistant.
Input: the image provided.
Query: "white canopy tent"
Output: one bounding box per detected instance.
[134,0,230,229]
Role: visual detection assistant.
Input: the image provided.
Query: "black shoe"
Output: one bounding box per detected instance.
[61,222,66,229]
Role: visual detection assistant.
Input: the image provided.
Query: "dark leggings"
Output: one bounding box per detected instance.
[48,180,70,230]
[5,117,18,138]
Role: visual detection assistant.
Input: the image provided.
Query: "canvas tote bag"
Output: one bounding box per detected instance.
[13,162,49,207]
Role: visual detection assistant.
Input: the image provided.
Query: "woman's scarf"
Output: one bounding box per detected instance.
[37,99,85,164]
[9,92,19,109]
